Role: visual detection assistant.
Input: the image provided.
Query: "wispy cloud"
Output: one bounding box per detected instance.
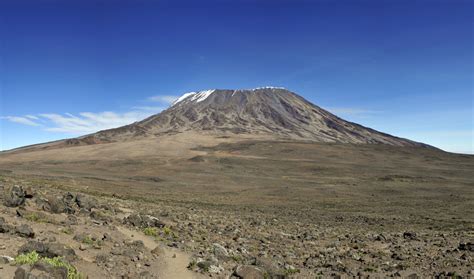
[1,94,173,134]
[36,110,160,134]
[148,95,178,104]
[1,116,41,126]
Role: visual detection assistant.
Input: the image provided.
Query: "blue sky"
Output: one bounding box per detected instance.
[0,0,472,153]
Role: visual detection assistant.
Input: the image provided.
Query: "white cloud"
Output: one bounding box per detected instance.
[0,94,174,135]
[25,115,39,120]
[1,116,41,126]
[38,109,162,134]
[148,95,178,104]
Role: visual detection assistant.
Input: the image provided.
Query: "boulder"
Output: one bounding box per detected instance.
[123,214,166,228]
[213,243,229,259]
[4,185,27,207]
[43,196,67,214]
[18,241,76,261]
[34,261,69,279]
[15,224,35,238]
[75,194,98,211]
[0,217,12,233]
[234,265,265,279]
[62,192,77,214]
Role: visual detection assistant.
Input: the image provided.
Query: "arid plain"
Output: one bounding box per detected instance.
[1,131,473,278]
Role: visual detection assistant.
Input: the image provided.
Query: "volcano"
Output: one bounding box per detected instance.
[73,87,427,147]
[6,87,430,153]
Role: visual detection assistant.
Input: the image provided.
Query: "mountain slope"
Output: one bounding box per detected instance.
[6,87,430,153]
[87,87,426,147]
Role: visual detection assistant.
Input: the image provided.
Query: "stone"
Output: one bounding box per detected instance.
[18,241,76,261]
[13,266,29,279]
[0,217,12,233]
[62,192,77,214]
[213,243,229,259]
[403,232,417,240]
[15,224,35,238]
[234,265,265,279]
[44,196,67,214]
[4,185,27,207]
[0,256,13,264]
[458,242,474,252]
[76,194,98,211]
[123,214,166,228]
[151,246,164,256]
[197,260,212,271]
[33,261,68,279]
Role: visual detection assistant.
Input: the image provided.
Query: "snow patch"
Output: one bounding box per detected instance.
[172,89,216,106]
[172,87,285,106]
[252,86,286,90]
[190,89,216,103]
[172,92,197,106]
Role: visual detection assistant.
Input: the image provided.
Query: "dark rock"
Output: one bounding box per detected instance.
[13,266,29,279]
[458,242,474,252]
[0,217,12,233]
[15,224,35,238]
[90,210,112,223]
[63,215,78,226]
[44,196,67,214]
[197,260,212,271]
[18,241,76,261]
[76,194,98,211]
[234,265,265,279]
[73,232,90,243]
[33,261,68,279]
[403,232,417,240]
[47,243,76,261]
[61,192,77,214]
[123,214,166,228]
[4,185,27,207]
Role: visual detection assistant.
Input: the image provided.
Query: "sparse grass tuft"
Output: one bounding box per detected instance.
[14,251,40,265]
[14,251,83,279]
[187,260,197,269]
[284,267,300,275]
[143,227,159,237]
[60,227,74,235]
[24,212,50,223]
[81,235,102,248]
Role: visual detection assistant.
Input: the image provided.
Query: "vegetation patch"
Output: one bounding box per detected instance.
[14,251,83,279]
[24,212,51,223]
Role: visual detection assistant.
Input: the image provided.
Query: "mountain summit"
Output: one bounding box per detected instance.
[74,87,426,147]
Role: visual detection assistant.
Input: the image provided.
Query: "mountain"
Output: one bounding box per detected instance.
[8,87,430,152]
[81,87,426,147]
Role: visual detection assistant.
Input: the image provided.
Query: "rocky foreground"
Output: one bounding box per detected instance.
[0,181,473,278]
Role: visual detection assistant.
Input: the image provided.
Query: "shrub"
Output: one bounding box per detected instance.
[14,251,83,279]
[143,227,159,237]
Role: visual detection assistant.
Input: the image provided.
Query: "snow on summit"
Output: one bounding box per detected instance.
[171,87,287,106]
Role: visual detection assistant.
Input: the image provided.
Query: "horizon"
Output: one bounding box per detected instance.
[1,0,473,154]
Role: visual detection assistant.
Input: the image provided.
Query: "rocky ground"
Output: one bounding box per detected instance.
[0,179,473,278]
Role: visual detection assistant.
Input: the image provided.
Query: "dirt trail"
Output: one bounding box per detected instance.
[116,226,203,279]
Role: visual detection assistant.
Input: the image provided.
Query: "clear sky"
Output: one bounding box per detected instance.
[0,0,473,153]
